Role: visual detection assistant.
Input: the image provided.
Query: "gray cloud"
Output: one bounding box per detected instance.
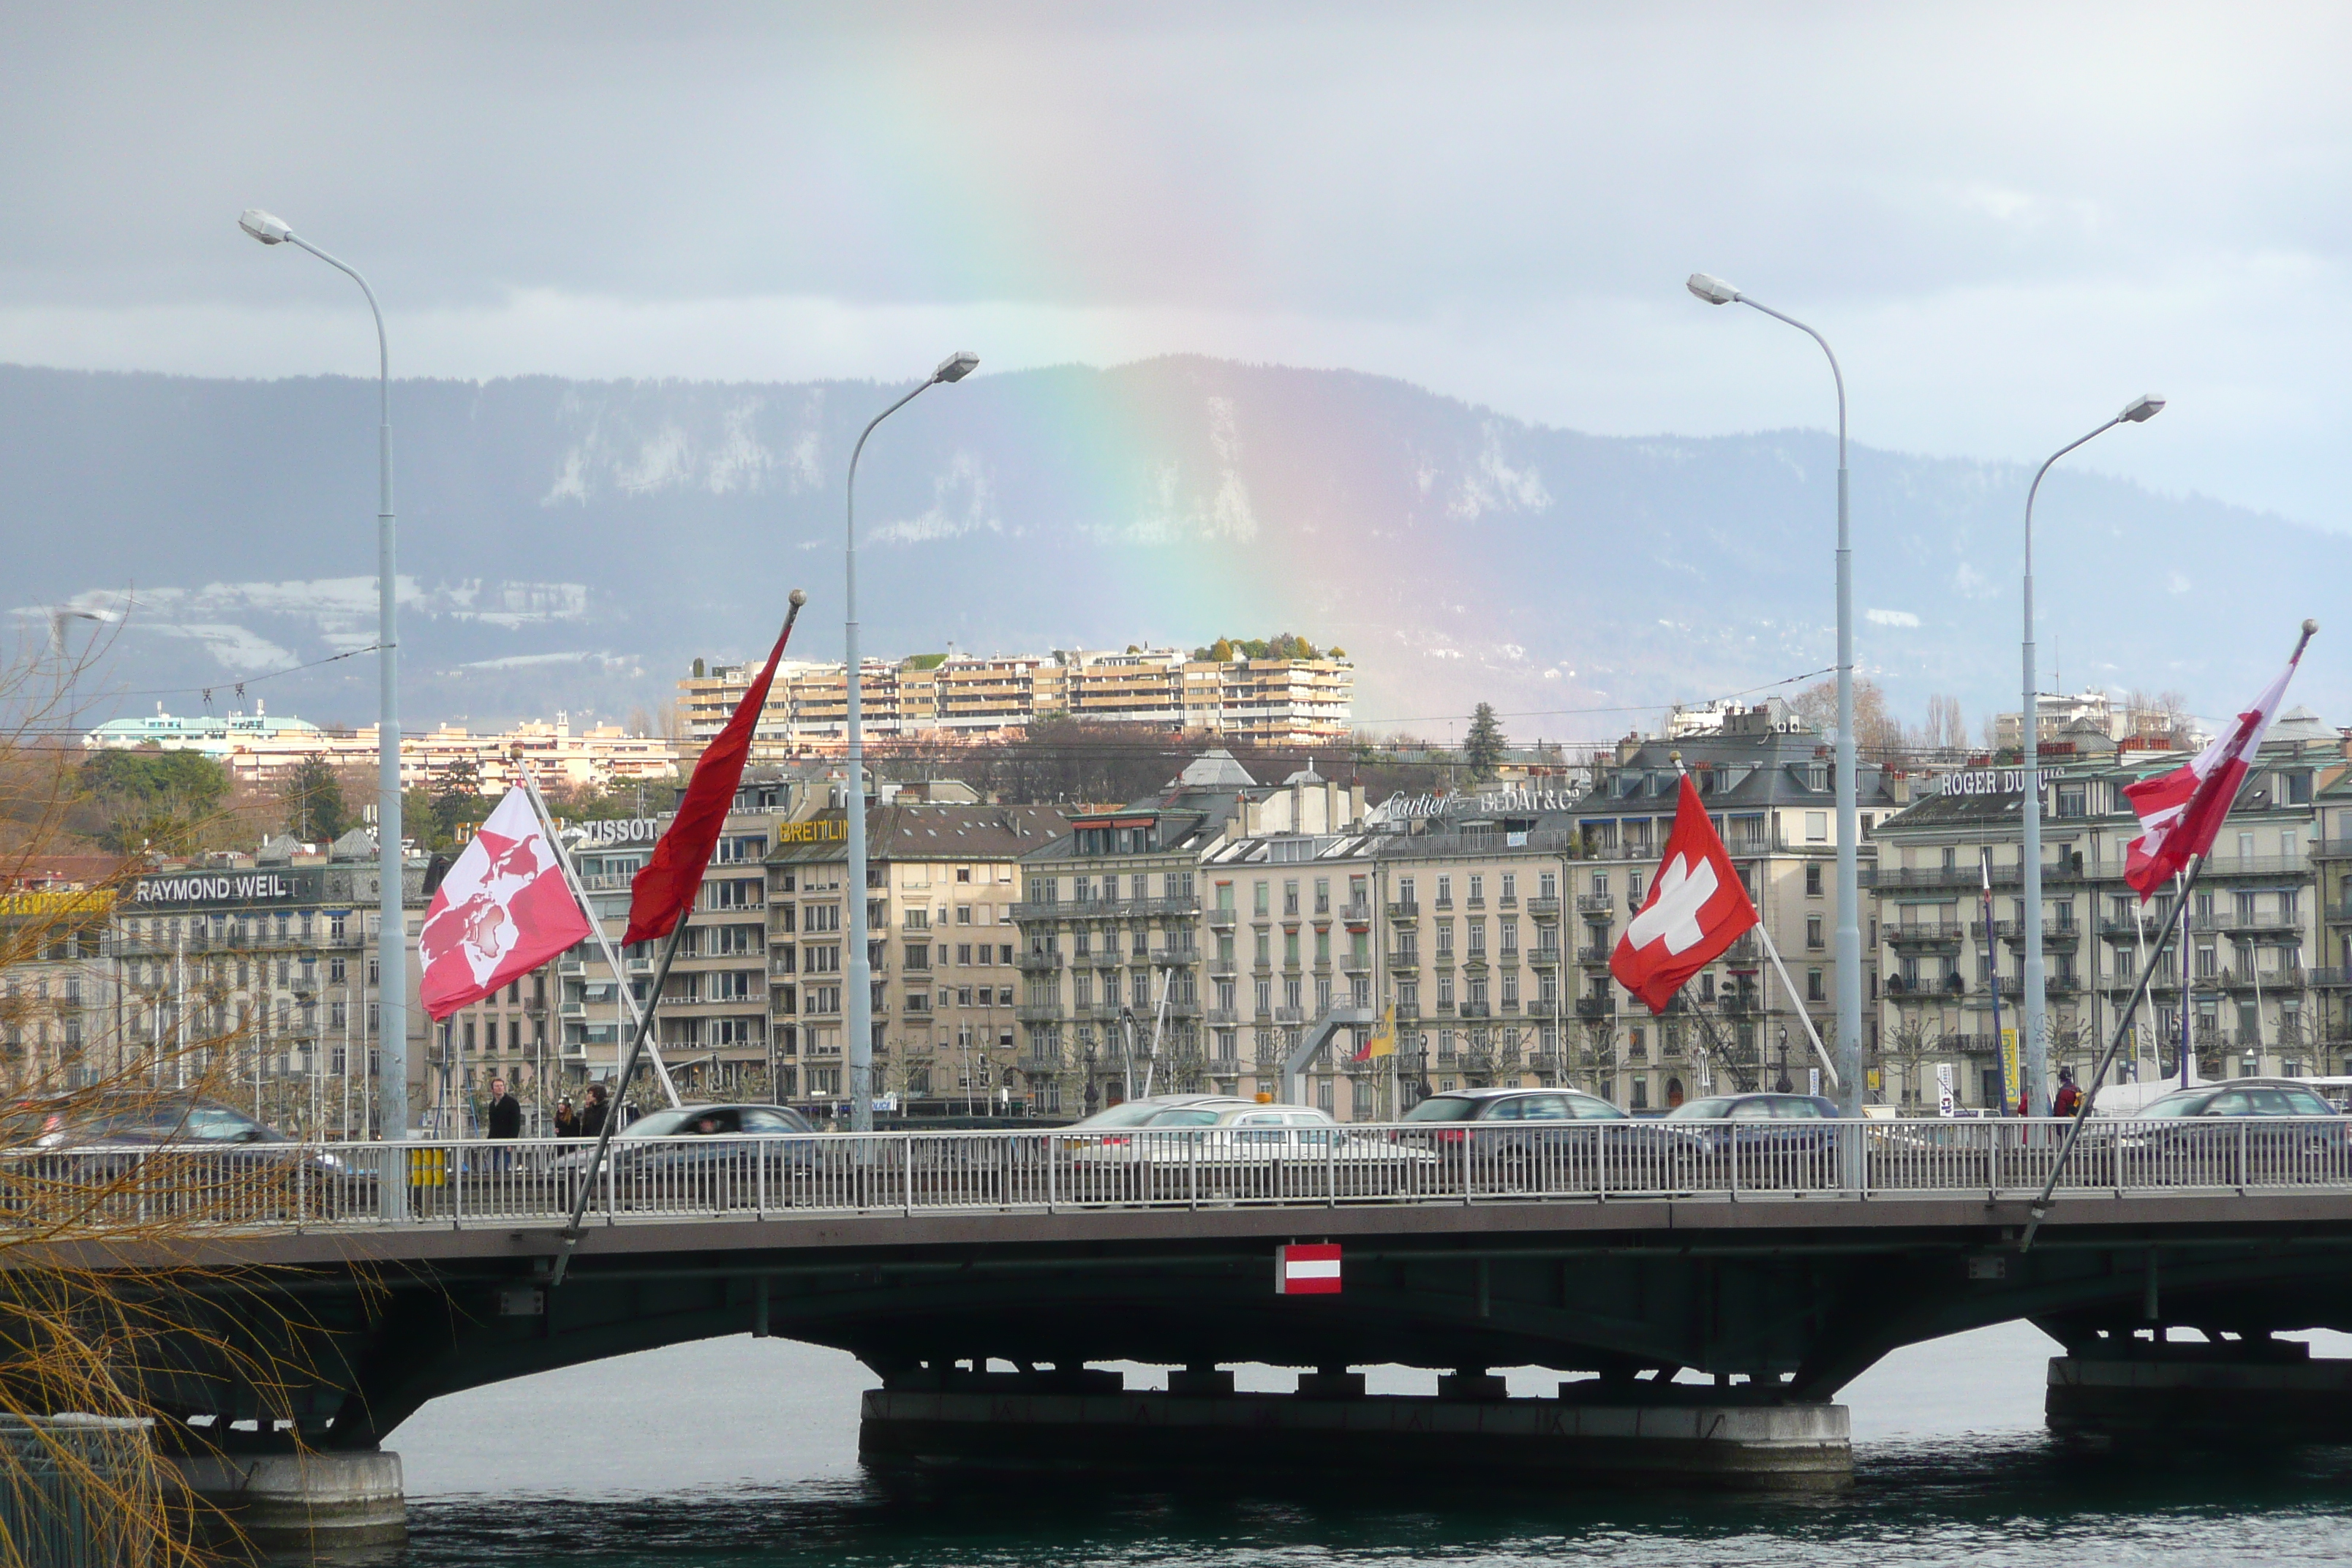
[1,2,2348,524]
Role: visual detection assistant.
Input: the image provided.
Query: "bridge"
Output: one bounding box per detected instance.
[34,1117,2352,1542]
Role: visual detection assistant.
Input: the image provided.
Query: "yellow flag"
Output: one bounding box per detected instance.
[1365,1006,1397,1059]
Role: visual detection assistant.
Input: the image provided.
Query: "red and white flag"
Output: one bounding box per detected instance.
[2122,634,2311,900]
[418,787,592,1020]
[1610,775,1760,1014]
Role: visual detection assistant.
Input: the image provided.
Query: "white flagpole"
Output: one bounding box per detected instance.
[1755,920,1840,1090]
[514,769,683,1109]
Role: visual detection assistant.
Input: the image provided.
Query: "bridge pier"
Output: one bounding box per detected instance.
[860,1365,1851,1490]
[167,1447,406,1552]
[2048,1334,2352,1445]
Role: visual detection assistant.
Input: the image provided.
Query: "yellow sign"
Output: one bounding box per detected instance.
[1365,1006,1397,1059]
[408,1148,448,1188]
[779,818,847,845]
[1999,1028,2021,1112]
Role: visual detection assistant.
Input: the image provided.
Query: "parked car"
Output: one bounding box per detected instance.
[2114,1079,2351,1186]
[1658,1093,1844,1188]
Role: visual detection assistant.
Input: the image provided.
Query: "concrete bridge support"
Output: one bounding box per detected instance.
[168,1449,407,1552]
[2047,1336,2352,1445]
[858,1365,1852,1490]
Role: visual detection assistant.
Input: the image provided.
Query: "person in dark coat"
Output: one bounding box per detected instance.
[486,1078,522,1139]
[578,1083,610,1139]
[553,1098,581,1139]
[2051,1067,2084,1119]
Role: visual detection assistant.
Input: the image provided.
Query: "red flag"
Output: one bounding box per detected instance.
[2122,636,2308,900]
[624,619,794,946]
[418,787,592,1020]
[1610,775,1760,1015]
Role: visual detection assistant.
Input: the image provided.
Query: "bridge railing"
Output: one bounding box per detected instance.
[10,1117,2351,1230]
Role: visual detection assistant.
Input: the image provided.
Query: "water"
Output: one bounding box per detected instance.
[378,1324,2352,1566]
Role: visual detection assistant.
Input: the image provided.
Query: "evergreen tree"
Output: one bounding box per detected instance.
[428,759,486,847]
[1464,702,1506,783]
[279,755,350,843]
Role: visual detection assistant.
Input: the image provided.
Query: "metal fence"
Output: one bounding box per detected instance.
[14,1117,2352,1234]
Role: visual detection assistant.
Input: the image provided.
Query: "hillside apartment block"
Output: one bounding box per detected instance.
[676,645,1354,758]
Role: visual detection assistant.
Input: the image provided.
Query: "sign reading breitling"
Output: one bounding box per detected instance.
[778,818,847,844]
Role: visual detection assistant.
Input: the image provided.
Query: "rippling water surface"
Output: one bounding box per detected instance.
[374,1323,2352,1567]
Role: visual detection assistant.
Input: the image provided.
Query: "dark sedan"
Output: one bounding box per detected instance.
[7,1093,372,1220]
[2116,1080,2351,1186]
[1403,1088,1633,1191]
[555,1103,823,1210]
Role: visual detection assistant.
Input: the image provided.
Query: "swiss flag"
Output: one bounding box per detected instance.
[1610,775,1760,1014]
[418,787,592,1021]
[2122,632,2310,900]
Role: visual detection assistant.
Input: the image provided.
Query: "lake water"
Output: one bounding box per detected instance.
[379,1324,2352,1566]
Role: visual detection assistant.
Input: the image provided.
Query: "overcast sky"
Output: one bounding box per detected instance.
[5,3,2349,529]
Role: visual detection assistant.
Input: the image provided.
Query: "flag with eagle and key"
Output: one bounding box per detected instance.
[1608,774,1760,1014]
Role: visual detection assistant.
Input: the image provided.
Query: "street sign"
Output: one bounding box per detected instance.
[1937,1062,1955,1118]
[1275,1243,1341,1296]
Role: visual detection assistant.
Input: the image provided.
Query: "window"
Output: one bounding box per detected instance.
[1501,872,1517,902]
[1805,864,1823,897]
[1284,880,1301,916]
[1436,875,1453,908]
[1806,812,1829,843]
[1806,916,1823,950]
[1806,968,1825,1002]
[1468,875,1484,905]
[1314,878,1330,915]
[905,944,930,970]
[1539,872,1556,900]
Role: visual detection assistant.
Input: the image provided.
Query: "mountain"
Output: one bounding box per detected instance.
[1,356,2341,746]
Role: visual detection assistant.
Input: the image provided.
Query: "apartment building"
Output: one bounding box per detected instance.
[1013,752,1363,1117]
[677,645,1354,760]
[1564,704,1901,1111]
[767,803,1071,1110]
[85,706,677,792]
[1868,708,2344,1109]
[0,888,118,1093]
[111,834,430,1136]
[2313,766,2352,1060]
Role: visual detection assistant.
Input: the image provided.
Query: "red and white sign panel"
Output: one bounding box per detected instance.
[1276,1243,1342,1295]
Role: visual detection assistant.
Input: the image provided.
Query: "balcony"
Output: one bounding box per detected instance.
[1884,922,1967,947]
[559,1002,586,1022]
[1527,897,1561,918]
[1206,908,1237,930]
[2311,968,2352,990]
[1576,894,1615,914]
[1014,1003,1063,1024]
[1575,997,1612,1020]
[1576,946,1613,965]
[1529,948,1561,968]
[1014,950,1060,973]
[1386,900,1420,923]
[1340,900,1373,925]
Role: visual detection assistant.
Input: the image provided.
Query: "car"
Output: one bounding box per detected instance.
[1658,1093,1844,1188]
[1062,1101,1433,1199]
[2113,1079,2351,1186]
[1400,1088,1635,1191]
[4,1093,372,1221]
[554,1102,823,1211]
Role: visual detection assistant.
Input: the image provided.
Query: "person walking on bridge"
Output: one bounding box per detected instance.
[554,1097,580,1139]
[579,1083,610,1139]
[2052,1068,2083,1120]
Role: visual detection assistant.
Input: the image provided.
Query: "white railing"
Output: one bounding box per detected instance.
[11,1117,2352,1233]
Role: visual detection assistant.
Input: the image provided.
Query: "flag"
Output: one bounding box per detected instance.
[624,616,797,945]
[1610,774,1760,1014]
[2122,636,2310,899]
[418,787,592,1021]
[1352,1006,1396,1062]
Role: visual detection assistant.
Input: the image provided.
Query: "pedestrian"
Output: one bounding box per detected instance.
[579,1083,610,1139]
[554,1097,580,1139]
[2052,1067,2084,1120]
[486,1077,522,1139]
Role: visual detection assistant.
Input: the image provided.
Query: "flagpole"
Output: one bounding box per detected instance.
[516,767,682,1109]
[549,910,694,1288]
[1754,921,1839,1090]
[2021,618,2316,1248]
[1983,850,2008,1111]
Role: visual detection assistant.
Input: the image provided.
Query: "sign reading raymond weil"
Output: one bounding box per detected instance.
[131,871,305,906]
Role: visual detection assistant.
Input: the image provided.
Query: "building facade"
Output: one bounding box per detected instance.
[678,646,1354,760]
[1869,711,2343,1109]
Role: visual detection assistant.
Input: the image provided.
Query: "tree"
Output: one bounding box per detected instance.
[1464,703,1506,783]
[1921,694,1969,753]
[78,747,232,853]
[1208,638,1236,663]
[1791,677,1904,759]
[279,754,350,843]
[427,759,486,848]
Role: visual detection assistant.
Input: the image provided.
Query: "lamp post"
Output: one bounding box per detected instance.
[2019,396,2165,1113]
[843,351,979,1132]
[241,208,410,1156]
[1688,273,1861,1116]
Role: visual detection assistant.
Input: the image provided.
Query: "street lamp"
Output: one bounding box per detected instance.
[242,208,410,1156]
[843,351,979,1133]
[1688,273,1861,1116]
[2019,396,2163,1114]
